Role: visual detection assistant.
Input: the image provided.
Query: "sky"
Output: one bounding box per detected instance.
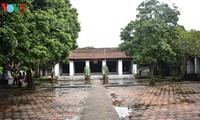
[70,0,200,48]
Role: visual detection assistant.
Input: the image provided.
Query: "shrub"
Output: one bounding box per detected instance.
[84,66,91,78]
[0,67,3,74]
[102,65,109,77]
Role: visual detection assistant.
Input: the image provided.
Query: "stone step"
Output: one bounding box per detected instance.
[57,75,134,80]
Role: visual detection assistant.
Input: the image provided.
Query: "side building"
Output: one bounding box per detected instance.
[186,56,200,80]
[39,49,200,80]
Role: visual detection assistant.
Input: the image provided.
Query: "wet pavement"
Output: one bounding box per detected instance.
[107,83,200,120]
[0,87,89,120]
[1,80,200,120]
[81,80,120,120]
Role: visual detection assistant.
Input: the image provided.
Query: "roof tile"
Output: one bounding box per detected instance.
[69,48,131,60]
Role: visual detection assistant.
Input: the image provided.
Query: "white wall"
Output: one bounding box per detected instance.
[118,60,123,75]
[69,61,74,76]
[54,63,60,76]
[102,60,106,66]
[132,64,137,74]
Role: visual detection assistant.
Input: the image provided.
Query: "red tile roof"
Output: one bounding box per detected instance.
[69,48,131,60]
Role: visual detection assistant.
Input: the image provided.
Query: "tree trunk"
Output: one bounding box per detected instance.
[160,62,165,79]
[34,61,40,78]
[26,69,35,89]
[181,55,187,79]
[149,62,156,86]
[51,65,55,78]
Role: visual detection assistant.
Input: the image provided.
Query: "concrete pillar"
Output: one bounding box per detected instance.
[195,57,198,74]
[118,60,123,75]
[86,60,90,67]
[102,60,106,66]
[132,64,137,74]
[54,63,60,76]
[69,61,74,76]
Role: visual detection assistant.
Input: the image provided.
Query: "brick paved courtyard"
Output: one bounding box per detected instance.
[1,82,200,120]
[107,83,200,120]
[0,88,89,120]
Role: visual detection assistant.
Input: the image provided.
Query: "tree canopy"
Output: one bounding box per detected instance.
[118,0,180,85]
[0,0,80,66]
[171,27,200,78]
[0,0,80,88]
[173,27,200,57]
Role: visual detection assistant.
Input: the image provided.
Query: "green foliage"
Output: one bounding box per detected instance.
[119,0,179,64]
[0,0,80,88]
[29,0,80,65]
[170,27,200,78]
[173,27,200,57]
[0,0,80,67]
[118,0,180,84]
[21,66,29,71]
[102,65,109,76]
[84,66,91,77]
[0,67,3,74]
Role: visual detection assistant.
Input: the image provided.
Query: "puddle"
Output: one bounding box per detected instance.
[115,107,132,119]
[65,116,80,120]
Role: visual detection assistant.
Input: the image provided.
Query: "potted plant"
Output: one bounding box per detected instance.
[102,65,109,84]
[84,66,91,83]
[0,67,3,74]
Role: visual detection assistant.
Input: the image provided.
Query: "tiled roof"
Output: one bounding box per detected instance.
[69,48,131,60]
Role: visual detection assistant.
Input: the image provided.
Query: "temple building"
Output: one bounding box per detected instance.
[40,48,200,80]
[54,48,137,80]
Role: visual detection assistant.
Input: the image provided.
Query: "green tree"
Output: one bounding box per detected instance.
[172,27,200,78]
[0,0,45,88]
[118,0,180,85]
[0,0,80,88]
[31,0,80,77]
[0,0,31,67]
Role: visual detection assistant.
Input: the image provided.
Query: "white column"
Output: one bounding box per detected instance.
[102,60,106,66]
[69,61,74,76]
[86,60,90,67]
[118,60,123,75]
[195,57,198,74]
[132,64,137,74]
[54,63,60,76]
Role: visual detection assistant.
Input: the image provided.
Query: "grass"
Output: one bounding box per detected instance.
[176,91,199,94]
[175,88,200,94]
[180,99,196,103]
[132,103,150,110]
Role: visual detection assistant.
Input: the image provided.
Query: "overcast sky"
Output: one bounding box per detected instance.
[70,0,200,48]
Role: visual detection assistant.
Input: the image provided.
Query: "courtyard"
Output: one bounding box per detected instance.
[107,82,200,120]
[0,87,89,120]
[0,80,200,119]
